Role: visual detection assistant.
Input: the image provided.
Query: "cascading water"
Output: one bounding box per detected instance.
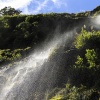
[0,31,75,100]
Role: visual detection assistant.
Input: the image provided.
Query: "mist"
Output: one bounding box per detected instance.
[0,28,76,100]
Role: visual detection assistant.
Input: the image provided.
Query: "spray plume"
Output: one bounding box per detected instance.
[91,15,100,29]
[0,30,75,100]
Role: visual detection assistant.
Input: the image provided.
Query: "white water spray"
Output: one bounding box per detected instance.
[91,15,100,29]
[0,31,75,100]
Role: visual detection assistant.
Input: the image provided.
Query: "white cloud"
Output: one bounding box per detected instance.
[0,0,33,9]
[32,0,49,14]
[80,9,85,12]
[0,0,67,14]
[0,0,49,14]
[51,0,67,8]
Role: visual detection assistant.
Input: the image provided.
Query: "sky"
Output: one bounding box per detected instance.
[0,0,100,14]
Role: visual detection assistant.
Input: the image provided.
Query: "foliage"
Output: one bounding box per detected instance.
[75,12,90,18]
[16,21,31,38]
[85,49,97,68]
[67,28,100,91]
[0,9,98,49]
[74,49,97,69]
[74,28,100,49]
[50,30,100,99]
[0,6,22,16]
[50,84,100,100]
[92,6,100,16]
[75,55,83,68]
[0,47,31,66]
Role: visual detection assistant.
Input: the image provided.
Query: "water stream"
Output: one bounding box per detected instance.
[0,32,75,100]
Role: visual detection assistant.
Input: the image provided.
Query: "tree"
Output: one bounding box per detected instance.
[0,6,22,16]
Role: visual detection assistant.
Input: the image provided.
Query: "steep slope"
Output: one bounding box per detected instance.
[0,5,100,100]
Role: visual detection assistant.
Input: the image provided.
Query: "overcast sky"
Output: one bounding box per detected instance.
[0,0,100,14]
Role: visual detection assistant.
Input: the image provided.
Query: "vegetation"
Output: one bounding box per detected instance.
[74,28,100,49]
[50,84,99,100]
[0,5,100,99]
[0,47,31,66]
[0,6,22,16]
[50,28,100,99]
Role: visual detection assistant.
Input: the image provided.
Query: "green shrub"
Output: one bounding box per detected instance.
[50,84,99,100]
[85,49,97,68]
[75,55,83,68]
[74,28,100,49]
[0,47,31,66]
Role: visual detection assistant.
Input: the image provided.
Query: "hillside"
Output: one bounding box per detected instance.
[0,6,100,100]
[0,7,99,65]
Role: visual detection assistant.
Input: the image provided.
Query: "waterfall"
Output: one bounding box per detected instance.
[0,31,75,100]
